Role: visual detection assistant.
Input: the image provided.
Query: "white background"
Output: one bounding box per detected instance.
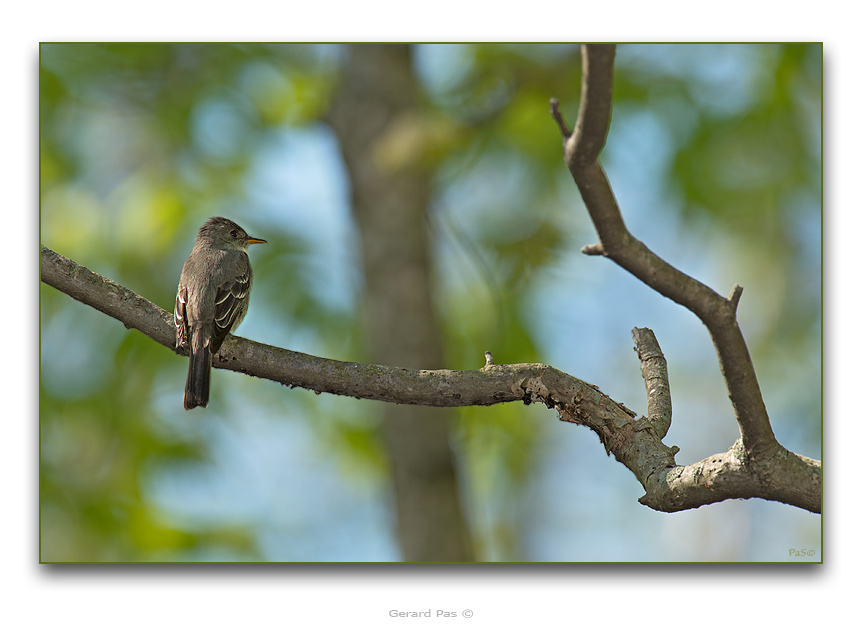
[11,2,849,624]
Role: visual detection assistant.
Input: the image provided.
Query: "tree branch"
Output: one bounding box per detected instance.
[38,245,582,407]
[632,327,672,440]
[40,245,176,348]
[549,44,820,513]
[40,244,820,513]
[552,44,778,458]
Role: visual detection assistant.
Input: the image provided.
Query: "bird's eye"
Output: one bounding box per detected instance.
[229,230,238,238]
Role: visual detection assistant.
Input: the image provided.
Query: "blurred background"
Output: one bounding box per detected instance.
[39,43,821,562]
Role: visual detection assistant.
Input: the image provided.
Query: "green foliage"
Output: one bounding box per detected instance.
[40,43,821,562]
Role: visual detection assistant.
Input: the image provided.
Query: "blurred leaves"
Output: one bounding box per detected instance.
[40,43,820,562]
[39,43,339,561]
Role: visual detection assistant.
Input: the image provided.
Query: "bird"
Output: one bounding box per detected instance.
[174,217,266,409]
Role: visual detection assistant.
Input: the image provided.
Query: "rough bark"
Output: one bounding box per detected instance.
[40,244,821,514]
[549,44,820,512]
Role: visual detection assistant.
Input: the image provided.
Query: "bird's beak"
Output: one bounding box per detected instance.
[246,237,267,245]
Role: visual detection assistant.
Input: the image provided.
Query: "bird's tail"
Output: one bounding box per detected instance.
[184,341,211,410]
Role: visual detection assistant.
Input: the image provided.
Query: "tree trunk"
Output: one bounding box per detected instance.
[328,44,474,561]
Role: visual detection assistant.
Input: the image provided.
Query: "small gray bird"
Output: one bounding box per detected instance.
[174,217,266,410]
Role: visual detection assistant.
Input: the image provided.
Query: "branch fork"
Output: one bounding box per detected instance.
[548,44,820,513]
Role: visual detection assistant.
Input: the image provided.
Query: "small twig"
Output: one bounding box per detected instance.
[549,98,572,139]
[727,283,744,313]
[581,243,605,256]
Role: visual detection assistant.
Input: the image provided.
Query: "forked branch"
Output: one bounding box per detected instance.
[549,44,820,512]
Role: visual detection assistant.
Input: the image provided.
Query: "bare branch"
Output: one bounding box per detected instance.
[40,245,175,349]
[41,244,821,513]
[570,44,616,165]
[632,327,671,439]
[640,441,822,514]
[38,245,587,407]
[551,44,778,459]
[548,44,820,514]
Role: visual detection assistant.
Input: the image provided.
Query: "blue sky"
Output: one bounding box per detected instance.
[132,45,822,562]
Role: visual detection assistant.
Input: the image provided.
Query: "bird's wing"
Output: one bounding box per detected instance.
[210,264,252,353]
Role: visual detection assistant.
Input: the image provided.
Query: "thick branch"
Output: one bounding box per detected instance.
[551,44,777,459]
[640,441,822,514]
[39,245,576,406]
[40,245,175,348]
[40,244,821,513]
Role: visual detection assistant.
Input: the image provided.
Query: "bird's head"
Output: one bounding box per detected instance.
[198,216,267,251]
